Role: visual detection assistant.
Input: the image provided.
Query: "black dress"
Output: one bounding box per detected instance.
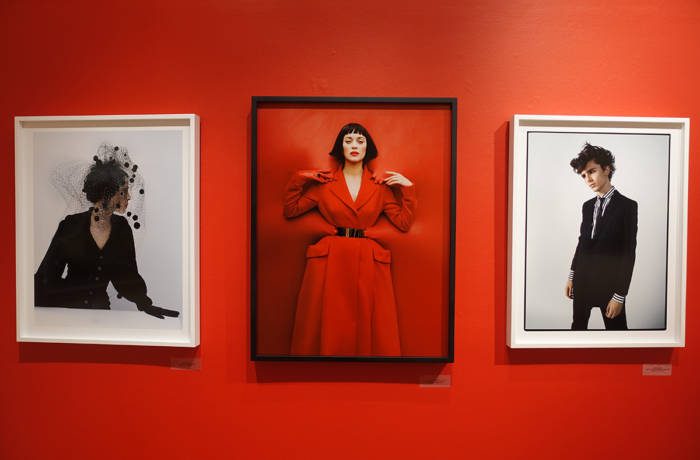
[34,210,153,310]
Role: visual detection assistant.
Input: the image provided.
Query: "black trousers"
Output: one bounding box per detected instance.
[572,297,628,330]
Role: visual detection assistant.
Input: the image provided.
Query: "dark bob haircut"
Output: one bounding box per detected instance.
[328,123,378,165]
[82,159,128,205]
[570,142,616,179]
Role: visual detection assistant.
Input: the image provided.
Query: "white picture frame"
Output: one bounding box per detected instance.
[508,115,688,348]
[15,114,199,346]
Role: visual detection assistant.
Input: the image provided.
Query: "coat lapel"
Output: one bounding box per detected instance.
[354,167,380,211]
[328,168,358,212]
[327,167,380,213]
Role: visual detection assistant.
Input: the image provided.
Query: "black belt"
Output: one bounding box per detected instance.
[336,227,365,238]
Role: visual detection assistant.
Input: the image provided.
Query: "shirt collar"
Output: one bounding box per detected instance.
[599,186,616,200]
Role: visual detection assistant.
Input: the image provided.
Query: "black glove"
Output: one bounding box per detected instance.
[138,305,180,319]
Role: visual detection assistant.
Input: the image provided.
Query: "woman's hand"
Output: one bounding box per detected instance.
[139,305,180,319]
[382,170,413,187]
[298,170,334,183]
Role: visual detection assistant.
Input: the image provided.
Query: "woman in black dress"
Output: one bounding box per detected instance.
[34,152,178,319]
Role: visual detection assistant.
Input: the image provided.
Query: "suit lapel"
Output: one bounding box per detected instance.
[594,190,620,238]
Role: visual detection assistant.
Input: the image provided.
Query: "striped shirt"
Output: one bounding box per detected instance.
[569,186,625,304]
[591,186,616,238]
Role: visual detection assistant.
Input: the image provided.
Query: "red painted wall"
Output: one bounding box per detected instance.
[1,1,698,459]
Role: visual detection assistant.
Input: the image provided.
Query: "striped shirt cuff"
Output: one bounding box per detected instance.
[568,270,574,281]
[612,293,625,303]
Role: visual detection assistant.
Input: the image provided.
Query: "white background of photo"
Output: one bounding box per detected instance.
[32,129,183,321]
[524,132,669,330]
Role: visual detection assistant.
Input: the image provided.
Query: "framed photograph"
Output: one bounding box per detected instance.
[15,114,199,346]
[508,115,688,348]
[251,96,456,361]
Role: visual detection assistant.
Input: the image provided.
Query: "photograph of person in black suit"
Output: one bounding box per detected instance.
[564,143,638,330]
[34,148,179,320]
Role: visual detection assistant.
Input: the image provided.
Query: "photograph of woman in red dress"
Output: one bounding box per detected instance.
[252,97,454,362]
[283,123,416,356]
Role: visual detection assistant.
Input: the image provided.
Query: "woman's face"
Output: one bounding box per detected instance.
[109,183,130,214]
[342,132,367,164]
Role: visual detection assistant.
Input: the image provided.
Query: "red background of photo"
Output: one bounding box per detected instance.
[1,1,699,459]
[255,103,452,357]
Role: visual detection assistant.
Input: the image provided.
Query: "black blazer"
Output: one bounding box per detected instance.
[34,211,153,309]
[570,190,638,303]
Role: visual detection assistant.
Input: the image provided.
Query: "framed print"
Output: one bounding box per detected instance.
[508,115,688,348]
[251,96,456,362]
[15,114,199,346]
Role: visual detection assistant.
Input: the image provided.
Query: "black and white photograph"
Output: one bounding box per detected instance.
[508,115,688,348]
[15,115,199,346]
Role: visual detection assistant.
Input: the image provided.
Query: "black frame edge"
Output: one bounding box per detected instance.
[251,96,457,363]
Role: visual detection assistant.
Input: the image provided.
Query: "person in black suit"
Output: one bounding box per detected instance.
[565,143,637,330]
[34,155,179,319]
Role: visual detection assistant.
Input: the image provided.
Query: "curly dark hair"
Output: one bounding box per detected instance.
[570,142,616,179]
[82,159,128,206]
[328,122,378,165]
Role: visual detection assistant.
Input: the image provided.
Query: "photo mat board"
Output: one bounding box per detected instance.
[508,115,688,348]
[15,115,199,346]
[252,97,456,362]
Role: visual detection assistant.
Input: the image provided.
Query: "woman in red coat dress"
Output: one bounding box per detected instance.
[283,123,416,356]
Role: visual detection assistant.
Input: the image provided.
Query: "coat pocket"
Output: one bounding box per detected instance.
[305,239,330,258]
[372,246,392,264]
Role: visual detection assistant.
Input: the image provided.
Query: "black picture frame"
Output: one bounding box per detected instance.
[251,96,456,362]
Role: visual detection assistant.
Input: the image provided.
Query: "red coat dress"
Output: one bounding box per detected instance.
[283,167,416,356]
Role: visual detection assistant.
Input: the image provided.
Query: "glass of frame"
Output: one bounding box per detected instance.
[251,97,456,362]
[508,114,688,348]
[15,115,199,346]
